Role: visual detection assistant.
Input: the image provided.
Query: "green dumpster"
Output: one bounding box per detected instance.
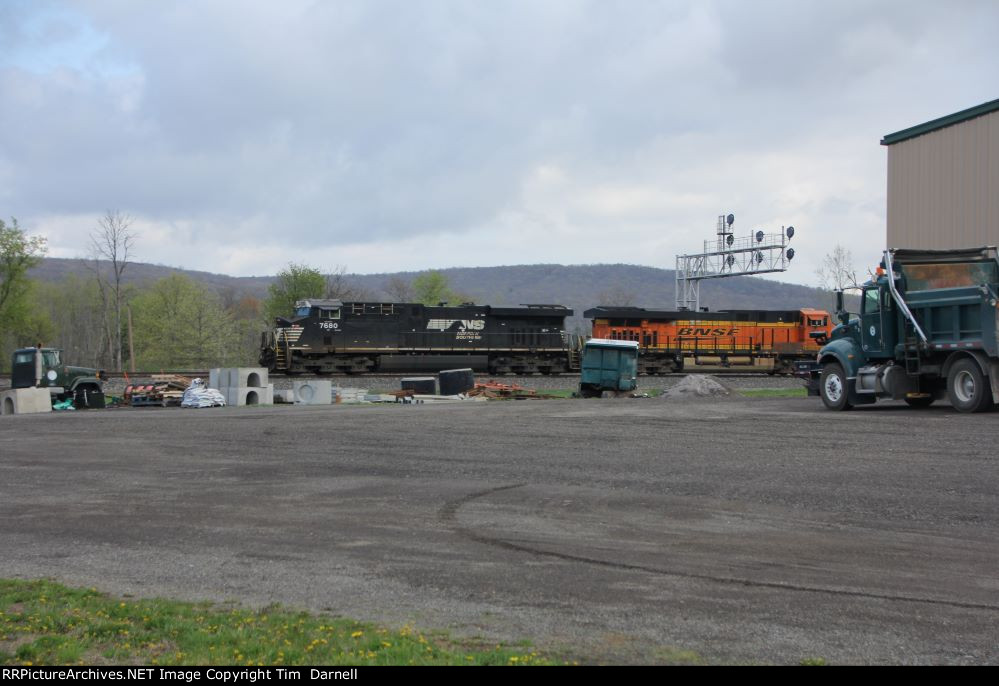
[579,339,639,397]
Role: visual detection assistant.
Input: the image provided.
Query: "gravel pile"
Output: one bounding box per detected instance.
[660,375,731,399]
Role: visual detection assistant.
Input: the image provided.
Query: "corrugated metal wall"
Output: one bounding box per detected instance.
[887,110,999,249]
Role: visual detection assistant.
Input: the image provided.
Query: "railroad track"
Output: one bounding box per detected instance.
[0,370,793,381]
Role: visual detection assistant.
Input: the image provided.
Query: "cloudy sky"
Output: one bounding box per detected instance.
[2,0,997,285]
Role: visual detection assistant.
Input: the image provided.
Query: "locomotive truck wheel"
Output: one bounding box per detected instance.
[946,358,993,413]
[819,362,852,411]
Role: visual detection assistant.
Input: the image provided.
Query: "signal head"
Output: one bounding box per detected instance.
[786,226,795,239]
[755,230,764,243]
[786,247,795,261]
[727,214,735,226]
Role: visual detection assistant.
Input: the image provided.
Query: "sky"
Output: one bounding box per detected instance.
[1,0,997,286]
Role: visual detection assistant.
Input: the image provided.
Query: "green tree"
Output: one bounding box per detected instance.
[412,270,461,305]
[0,218,48,370]
[0,217,47,325]
[131,274,242,370]
[264,263,325,321]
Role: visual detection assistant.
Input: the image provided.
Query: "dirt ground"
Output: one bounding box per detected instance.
[1,395,997,664]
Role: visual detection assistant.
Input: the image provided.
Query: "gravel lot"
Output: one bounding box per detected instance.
[1,394,997,664]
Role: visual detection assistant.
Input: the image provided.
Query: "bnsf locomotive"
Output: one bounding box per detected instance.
[585,307,832,374]
[260,300,579,374]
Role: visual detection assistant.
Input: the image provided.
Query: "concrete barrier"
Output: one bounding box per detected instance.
[293,380,332,405]
[1,388,52,416]
[228,368,268,389]
[226,384,274,406]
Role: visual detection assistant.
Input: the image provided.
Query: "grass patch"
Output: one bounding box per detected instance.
[0,579,557,666]
[737,388,808,398]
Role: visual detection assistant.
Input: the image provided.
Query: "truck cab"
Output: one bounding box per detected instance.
[10,347,106,408]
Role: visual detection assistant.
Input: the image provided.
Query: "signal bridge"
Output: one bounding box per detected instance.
[675,213,796,311]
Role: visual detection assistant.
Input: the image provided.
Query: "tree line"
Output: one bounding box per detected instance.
[0,214,470,373]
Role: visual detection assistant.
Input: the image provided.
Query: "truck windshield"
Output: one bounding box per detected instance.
[43,351,60,367]
[904,262,999,290]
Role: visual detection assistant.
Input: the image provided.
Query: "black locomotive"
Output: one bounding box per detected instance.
[260,299,579,374]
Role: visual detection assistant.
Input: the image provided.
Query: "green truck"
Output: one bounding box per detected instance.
[10,347,106,408]
[806,247,999,413]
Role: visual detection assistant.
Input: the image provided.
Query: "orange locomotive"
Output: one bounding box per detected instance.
[584,307,833,375]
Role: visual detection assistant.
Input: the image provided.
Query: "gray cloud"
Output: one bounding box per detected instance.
[1,0,997,280]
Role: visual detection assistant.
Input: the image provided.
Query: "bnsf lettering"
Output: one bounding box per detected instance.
[677,327,738,336]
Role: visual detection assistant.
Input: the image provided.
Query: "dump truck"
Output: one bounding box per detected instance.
[805,247,999,412]
[9,347,106,408]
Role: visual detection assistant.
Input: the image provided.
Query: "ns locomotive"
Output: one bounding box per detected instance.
[260,300,579,374]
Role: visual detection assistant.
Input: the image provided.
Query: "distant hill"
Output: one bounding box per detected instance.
[31,258,834,330]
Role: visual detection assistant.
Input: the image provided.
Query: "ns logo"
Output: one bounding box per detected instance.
[427,319,486,331]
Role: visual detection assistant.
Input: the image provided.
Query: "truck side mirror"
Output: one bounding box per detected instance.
[835,290,848,325]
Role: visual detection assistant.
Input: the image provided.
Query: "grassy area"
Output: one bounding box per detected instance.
[0,579,558,666]
[737,388,808,398]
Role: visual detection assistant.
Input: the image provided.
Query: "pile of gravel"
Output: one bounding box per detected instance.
[661,375,731,399]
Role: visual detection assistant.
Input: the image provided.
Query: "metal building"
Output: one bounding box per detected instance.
[882,98,999,250]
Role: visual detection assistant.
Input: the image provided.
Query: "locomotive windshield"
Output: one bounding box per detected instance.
[295,306,311,317]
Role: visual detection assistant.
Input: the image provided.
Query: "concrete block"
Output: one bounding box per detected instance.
[293,379,332,405]
[224,367,268,389]
[226,385,273,406]
[209,368,222,390]
[1,388,52,416]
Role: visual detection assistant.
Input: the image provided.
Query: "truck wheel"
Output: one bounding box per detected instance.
[819,362,852,411]
[946,358,993,413]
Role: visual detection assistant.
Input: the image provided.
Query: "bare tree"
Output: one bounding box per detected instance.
[596,286,638,306]
[90,210,136,371]
[324,264,372,301]
[816,245,860,292]
[383,276,413,302]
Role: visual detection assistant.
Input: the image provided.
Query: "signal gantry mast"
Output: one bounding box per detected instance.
[674,213,796,311]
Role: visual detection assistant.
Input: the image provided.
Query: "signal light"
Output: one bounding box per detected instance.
[755,230,764,243]
[786,248,795,261]
[786,226,795,239]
